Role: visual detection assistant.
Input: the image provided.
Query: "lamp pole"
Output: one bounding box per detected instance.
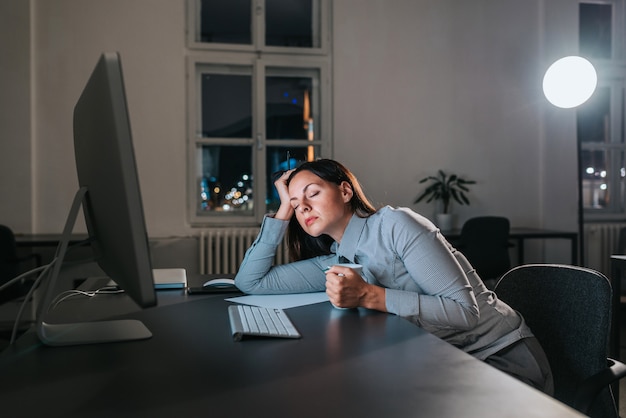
[576,134,584,266]
[543,55,597,267]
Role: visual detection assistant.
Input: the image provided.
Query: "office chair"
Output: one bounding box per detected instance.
[617,227,626,255]
[0,224,41,304]
[616,227,626,303]
[494,264,626,418]
[456,216,511,289]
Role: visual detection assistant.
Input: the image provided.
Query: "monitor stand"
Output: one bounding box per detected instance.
[35,187,152,346]
[38,320,152,346]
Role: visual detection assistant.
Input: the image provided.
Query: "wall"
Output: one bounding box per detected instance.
[540,0,582,259]
[333,1,545,220]
[30,0,187,236]
[0,0,580,264]
[0,0,32,232]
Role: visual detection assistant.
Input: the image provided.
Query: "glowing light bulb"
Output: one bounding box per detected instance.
[543,56,597,109]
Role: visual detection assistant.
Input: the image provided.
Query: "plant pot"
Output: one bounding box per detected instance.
[435,213,454,232]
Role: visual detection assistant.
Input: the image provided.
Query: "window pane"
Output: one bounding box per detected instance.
[266,76,314,140]
[202,73,252,138]
[581,149,609,209]
[265,146,319,211]
[199,145,253,213]
[199,0,252,44]
[621,151,626,212]
[578,87,610,144]
[579,3,612,59]
[266,0,316,47]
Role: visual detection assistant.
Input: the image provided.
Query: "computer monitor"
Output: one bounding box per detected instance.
[36,52,157,346]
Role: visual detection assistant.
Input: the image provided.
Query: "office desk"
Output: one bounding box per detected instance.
[0,293,582,417]
[444,227,578,265]
[14,233,89,247]
[13,233,91,269]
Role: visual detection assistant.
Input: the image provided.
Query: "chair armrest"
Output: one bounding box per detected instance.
[574,358,626,414]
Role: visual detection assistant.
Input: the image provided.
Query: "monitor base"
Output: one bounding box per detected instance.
[38,319,152,346]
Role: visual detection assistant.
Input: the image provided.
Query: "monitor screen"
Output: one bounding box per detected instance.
[73,52,156,309]
[36,52,156,345]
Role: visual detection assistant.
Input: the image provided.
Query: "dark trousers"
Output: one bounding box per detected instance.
[484,336,554,396]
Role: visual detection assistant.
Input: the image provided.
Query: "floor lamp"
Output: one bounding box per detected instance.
[542,56,598,266]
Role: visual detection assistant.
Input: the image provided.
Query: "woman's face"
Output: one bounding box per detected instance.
[288,170,354,242]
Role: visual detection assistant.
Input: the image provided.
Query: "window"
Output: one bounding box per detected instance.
[186,0,331,225]
[579,2,613,59]
[578,1,626,219]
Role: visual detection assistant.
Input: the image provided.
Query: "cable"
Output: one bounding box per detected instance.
[9,258,57,345]
[0,264,51,294]
[9,265,122,345]
[48,286,123,312]
[0,238,92,295]
[4,237,98,344]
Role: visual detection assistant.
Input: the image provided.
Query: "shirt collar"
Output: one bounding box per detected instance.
[331,214,367,263]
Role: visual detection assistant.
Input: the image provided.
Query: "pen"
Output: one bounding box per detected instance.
[287,151,291,170]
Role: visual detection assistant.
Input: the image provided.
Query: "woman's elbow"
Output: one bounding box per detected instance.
[234,275,256,294]
[455,305,480,330]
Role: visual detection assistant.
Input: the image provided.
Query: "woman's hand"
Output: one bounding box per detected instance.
[325,266,387,311]
[274,169,295,220]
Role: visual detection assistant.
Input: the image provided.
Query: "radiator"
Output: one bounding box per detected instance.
[199,227,289,275]
[583,223,626,276]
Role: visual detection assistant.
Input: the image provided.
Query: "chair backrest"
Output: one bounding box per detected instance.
[617,226,626,254]
[0,225,19,280]
[457,216,511,281]
[0,225,21,303]
[494,264,615,417]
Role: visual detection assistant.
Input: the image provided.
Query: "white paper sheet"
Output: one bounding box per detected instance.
[225,292,329,309]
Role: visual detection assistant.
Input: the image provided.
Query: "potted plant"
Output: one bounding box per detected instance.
[414,170,476,230]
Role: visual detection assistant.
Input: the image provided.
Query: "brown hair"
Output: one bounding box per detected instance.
[285,159,377,261]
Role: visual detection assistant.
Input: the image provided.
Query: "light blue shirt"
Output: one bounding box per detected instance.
[235,206,532,359]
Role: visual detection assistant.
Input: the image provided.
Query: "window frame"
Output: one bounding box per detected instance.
[578,0,626,220]
[580,72,626,220]
[185,0,330,55]
[185,0,332,226]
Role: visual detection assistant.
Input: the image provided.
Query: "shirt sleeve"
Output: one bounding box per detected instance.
[382,210,480,331]
[234,215,334,294]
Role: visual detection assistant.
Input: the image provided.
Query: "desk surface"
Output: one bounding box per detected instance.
[0,292,582,417]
